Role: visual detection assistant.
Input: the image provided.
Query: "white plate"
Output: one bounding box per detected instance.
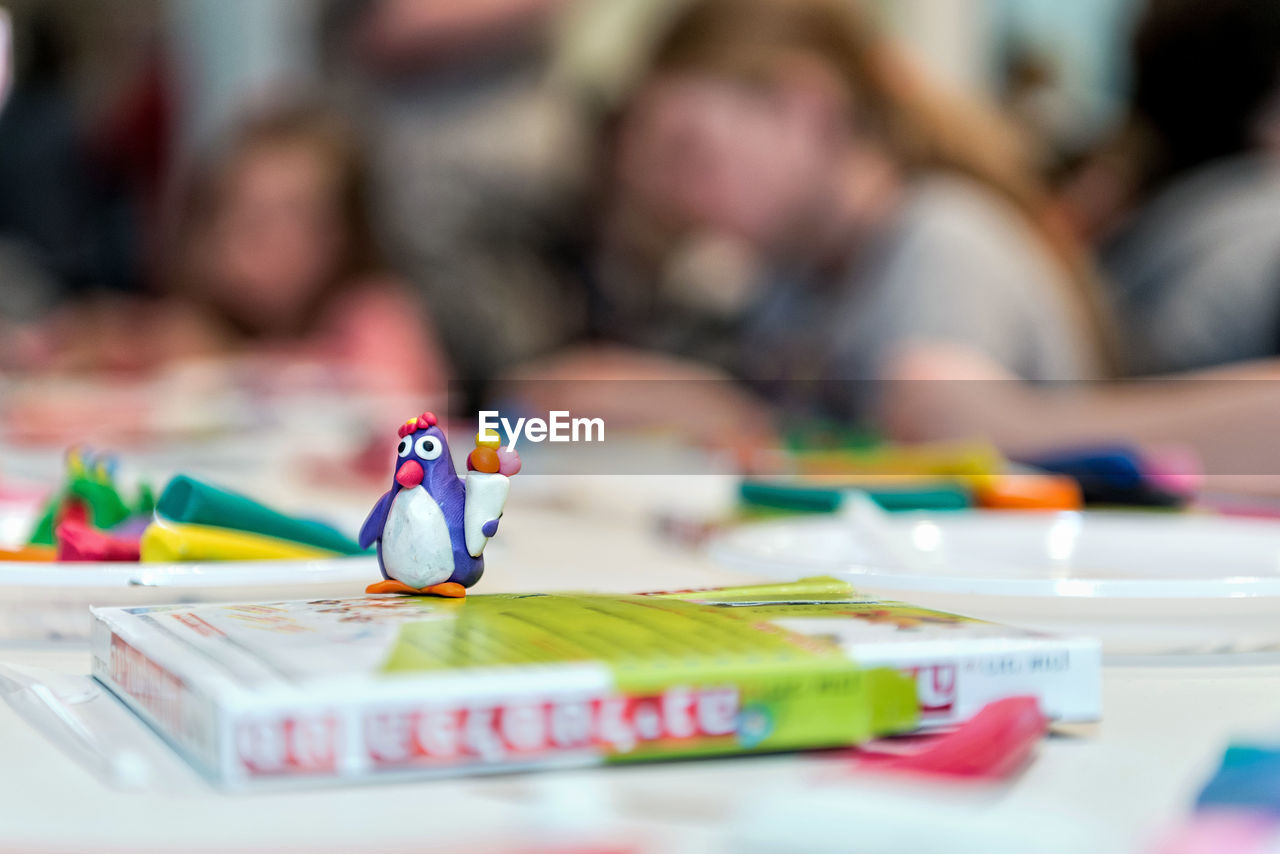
[0,557,376,643]
[0,556,376,590]
[710,511,1280,657]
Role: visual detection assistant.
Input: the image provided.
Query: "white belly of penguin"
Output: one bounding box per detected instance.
[380,488,455,589]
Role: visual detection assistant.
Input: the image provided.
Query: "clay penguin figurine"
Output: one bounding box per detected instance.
[360,412,519,597]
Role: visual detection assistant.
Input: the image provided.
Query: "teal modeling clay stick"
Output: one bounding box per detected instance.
[156,476,364,555]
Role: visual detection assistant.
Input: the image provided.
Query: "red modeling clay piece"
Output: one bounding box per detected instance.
[849,696,1047,780]
[59,497,89,527]
[56,518,142,562]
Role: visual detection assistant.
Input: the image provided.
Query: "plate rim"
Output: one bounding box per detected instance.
[709,511,1280,600]
[0,555,377,588]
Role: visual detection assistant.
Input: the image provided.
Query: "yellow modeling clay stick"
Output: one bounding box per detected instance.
[794,442,1005,487]
[140,519,342,562]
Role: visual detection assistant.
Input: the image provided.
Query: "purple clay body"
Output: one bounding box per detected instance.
[360,413,494,596]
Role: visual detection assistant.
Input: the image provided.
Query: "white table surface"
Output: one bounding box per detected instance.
[0,474,1273,853]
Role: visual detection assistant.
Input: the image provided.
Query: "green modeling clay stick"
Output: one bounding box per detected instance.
[155,475,364,555]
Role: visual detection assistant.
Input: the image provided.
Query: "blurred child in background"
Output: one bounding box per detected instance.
[529,0,1280,481]
[615,0,1107,413]
[16,103,446,397]
[526,0,1103,429]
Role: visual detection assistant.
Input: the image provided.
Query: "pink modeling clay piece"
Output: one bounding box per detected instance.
[1149,810,1280,854]
[849,696,1047,781]
[1142,445,1204,496]
[56,519,142,562]
[497,447,522,476]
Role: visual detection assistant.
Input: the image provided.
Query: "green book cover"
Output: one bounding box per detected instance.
[383,593,917,760]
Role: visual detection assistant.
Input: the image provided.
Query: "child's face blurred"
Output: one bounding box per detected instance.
[616,72,840,250]
[205,143,346,331]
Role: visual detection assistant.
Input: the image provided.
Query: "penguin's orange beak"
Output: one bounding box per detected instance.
[396,460,424,488]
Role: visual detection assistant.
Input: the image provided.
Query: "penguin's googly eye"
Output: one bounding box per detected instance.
[415,435,442,460]
[397,439,412,458]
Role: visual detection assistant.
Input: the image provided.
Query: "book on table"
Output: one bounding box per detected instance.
[91,577,1100,788]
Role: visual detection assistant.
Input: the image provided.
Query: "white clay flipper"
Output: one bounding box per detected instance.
[464,472,510,557]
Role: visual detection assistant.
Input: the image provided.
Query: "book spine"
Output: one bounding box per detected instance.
[95,655,909,788]
[225,671,616,787]
[218,662,890,788]
[90,614,223,777]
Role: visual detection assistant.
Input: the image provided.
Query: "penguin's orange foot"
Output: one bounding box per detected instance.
[419,582,466,598]
[366,579,419,595]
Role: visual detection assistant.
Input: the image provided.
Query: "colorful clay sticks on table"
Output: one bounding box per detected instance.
[8,446,366,564]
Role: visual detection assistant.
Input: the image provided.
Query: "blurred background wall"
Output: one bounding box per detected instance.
[167,0,321,151]
[0,0,1147,192]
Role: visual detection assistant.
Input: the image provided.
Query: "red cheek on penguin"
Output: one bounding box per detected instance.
[396,460,424,488]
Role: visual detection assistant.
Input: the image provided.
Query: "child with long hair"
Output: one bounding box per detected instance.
[16,103,446,398]
[158,103,446,393]
[529,0,1280,484]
